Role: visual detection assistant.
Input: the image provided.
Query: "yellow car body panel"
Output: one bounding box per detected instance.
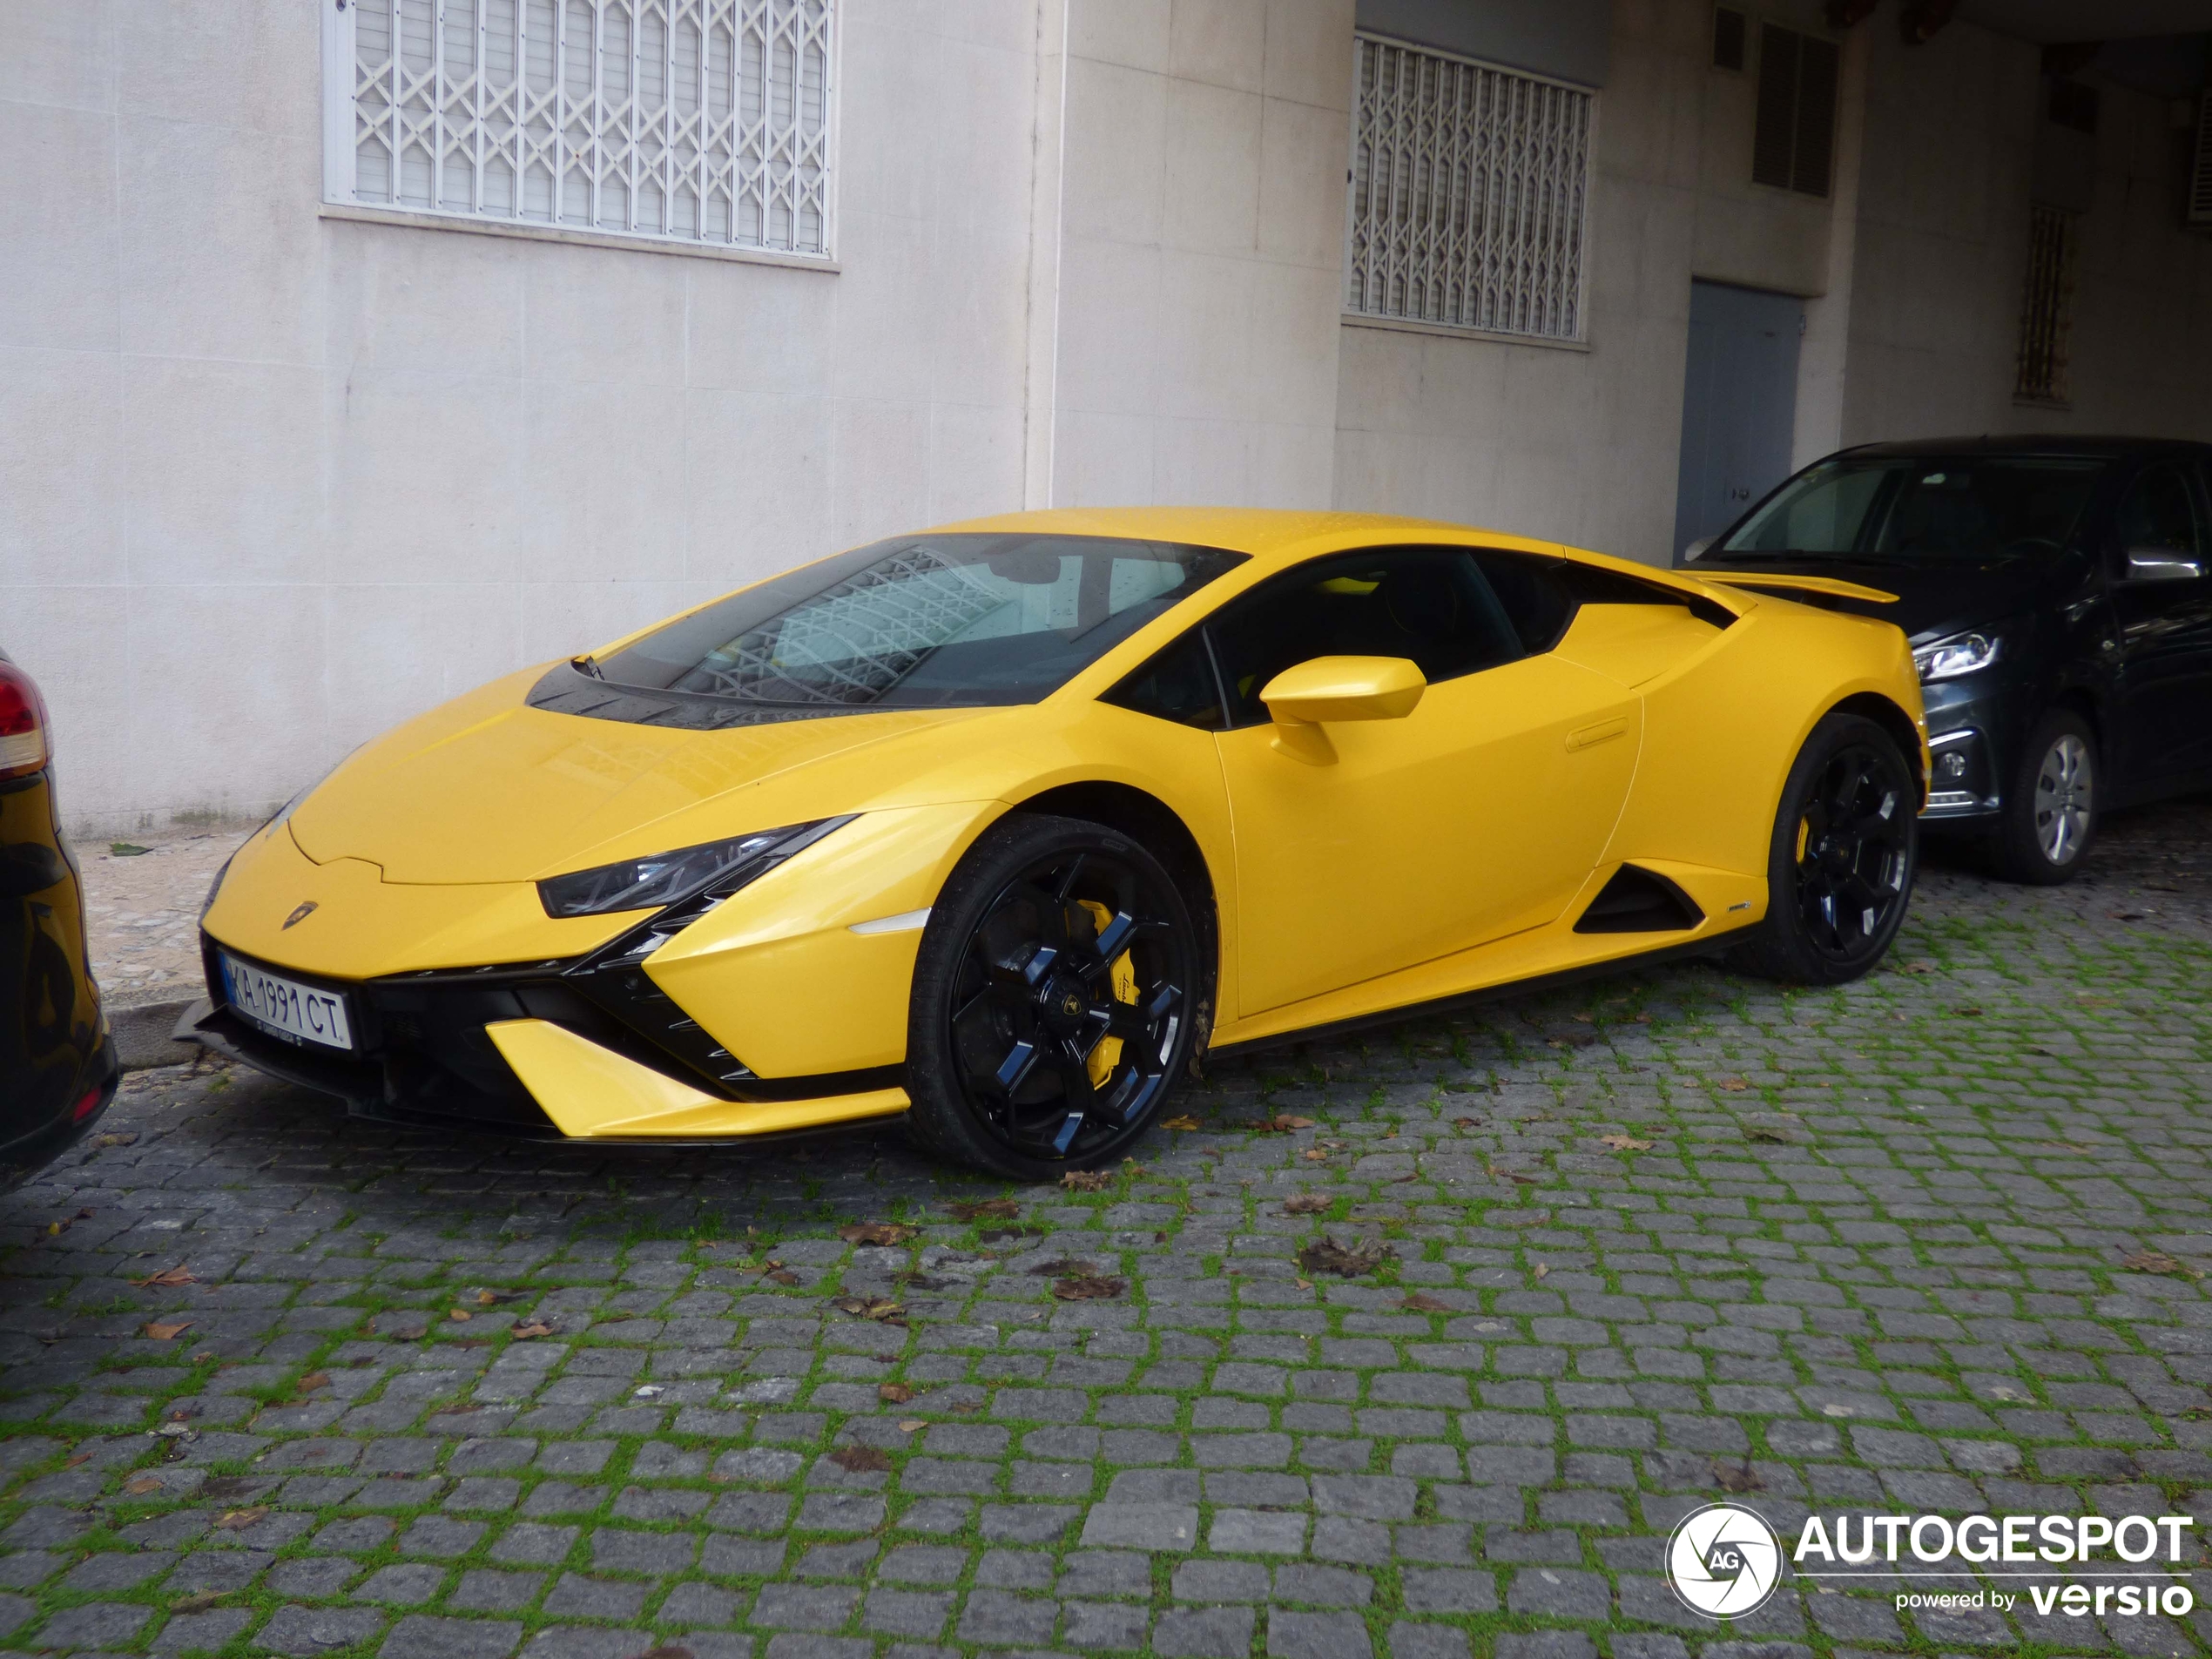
[195,507,1925,1144]
[485,1019,909,1137]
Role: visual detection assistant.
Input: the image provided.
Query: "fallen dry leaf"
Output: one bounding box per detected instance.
[96,1132,138,1147]
[879,1382,914,1404]
[1714,1455,1764,1493]
[949,1198,1022,1218]
[1896,959,1935,974]
[1401,1291,1450,1312]
[509,1321,555,1340]
[132,1264,196,1289]
[1532,1263,1549,1280]
[124,1475,163,1495]
[1745,1127,1791,1143]
[1297,1236,1396,1278]
[475,1289,521,1306]
[1952,1006,1983,1018]
[448,1308,473,1322]
[1293,1277,1313,1291]
[826,1445,892,1474]
[212,1507,266,1530]
[1160,1115,1202,1131]
[297,1372,329,1393]
[169,1593,223,1615]
[64,1451,91,1467]
[839,1222,918,1247]
[1716,1076,1751,1092]
[898,1418,926,1433]
[1301,1149,1329,1162]
[1059,1171,1112,1193]
[1453,1116,1484,1129]
[1282,1194,1332,1215]
[1029,1257,1098,1278]
[1599,1135,1653,1152]
[1244,1115,1316,1133]
[143,1319,192,1341]
[832,1296,908,1325]
[765,1270,800,1285]
[2123,1251,2202,1279]
[1052,1275,1127,1301]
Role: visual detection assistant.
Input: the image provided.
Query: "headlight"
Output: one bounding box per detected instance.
[537,819,840,919]
[1912,631,2000,683]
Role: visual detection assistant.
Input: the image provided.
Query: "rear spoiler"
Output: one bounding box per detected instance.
[1690,571,1898,604]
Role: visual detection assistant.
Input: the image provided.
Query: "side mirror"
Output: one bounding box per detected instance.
[1258,656,1424,762]
[1683,536,1715,563]
[2126,547,2205,582]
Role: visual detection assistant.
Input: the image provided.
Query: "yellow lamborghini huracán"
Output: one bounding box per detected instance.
[191,509,1925,1177]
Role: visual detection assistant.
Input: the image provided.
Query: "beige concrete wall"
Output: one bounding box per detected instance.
[1332,0,1843,564]
[2,0,1044,833]
[1040,0,1353,509]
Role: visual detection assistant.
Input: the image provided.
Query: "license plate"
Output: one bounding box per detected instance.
[219,952,354,1051]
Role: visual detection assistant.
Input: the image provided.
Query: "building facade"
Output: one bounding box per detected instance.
[4,0,2209,830]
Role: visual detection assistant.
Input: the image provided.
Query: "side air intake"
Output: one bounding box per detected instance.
[1574,865,1704,934]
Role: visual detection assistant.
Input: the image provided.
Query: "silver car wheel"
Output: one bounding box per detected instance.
[2033,732,2093,865]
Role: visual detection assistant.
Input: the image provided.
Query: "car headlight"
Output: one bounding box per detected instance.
[537,819,845,919]
[1912,631,2001,683]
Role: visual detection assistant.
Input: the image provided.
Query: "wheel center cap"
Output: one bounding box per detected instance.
[1037,977,1089,1033]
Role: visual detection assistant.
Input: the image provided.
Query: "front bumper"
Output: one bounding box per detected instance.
[188,935,905,1141]
[1916,679,2016,825]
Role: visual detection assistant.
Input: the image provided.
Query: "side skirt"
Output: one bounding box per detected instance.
[1204,927,1757,1063]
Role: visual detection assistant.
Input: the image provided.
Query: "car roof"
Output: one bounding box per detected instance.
[1837,435,2209,460]
[921,506,1544,565]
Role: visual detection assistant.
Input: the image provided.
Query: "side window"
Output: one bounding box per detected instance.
[1102,631,1225,731]
[2117,466,2202,559]
[1472,550,1576,652]
[1205,549,1524,730]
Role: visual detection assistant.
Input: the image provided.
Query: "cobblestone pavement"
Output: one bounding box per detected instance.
[11,812,2212,1659]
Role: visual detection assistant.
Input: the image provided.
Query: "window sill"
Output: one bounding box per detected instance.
[1341,313,1590,353]
[319,202,840,272]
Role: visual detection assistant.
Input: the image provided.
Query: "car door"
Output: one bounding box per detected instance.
[1204,548,1642,1017]
[2107,462,2212,786]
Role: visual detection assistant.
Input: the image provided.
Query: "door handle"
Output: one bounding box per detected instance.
[1567,717,1629,752]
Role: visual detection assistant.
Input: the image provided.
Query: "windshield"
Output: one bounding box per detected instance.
[597,534,1244,708]
[1709,456,2109,561]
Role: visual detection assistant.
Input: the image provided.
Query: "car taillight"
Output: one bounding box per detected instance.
[0,660,51,782]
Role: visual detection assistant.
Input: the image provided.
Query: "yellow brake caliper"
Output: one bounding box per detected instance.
[1796,817,1811,863]
[1076,899,1136,1088]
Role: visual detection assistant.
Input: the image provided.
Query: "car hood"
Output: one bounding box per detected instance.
[288,666,1000,884]
[1686,555,2054,641]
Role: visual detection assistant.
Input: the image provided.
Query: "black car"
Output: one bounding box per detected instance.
[1686,436,2212,883]
[0,648,116,1186]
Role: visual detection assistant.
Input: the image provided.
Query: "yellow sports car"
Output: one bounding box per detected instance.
[190,509,1925,1177]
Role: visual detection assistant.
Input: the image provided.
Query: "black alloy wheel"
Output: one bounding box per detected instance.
[905,814,1204,1178]
[1734,712,1918,984]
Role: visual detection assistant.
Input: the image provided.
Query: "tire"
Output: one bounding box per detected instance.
[1731,712,1919,985]
[1993,708,2097,886]
[904,813,1209,1180]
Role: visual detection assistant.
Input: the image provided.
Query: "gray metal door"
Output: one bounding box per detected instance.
[1671,280,1804,562]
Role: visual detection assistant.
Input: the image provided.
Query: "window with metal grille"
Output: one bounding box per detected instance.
[1346,35,1595,343]
[324,0,834,258]
[2014,203,2078,404]
[1751,23,1838,198]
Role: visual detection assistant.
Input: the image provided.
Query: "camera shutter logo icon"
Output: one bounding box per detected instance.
[1665,1502,1785,1618]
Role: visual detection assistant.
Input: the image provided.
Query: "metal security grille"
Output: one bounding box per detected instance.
[2014,203,2077,404]
[332,0,833,256]
[1346,36,1594,342]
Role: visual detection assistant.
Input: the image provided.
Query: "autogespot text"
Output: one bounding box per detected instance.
[1792,1512,2197,1619]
